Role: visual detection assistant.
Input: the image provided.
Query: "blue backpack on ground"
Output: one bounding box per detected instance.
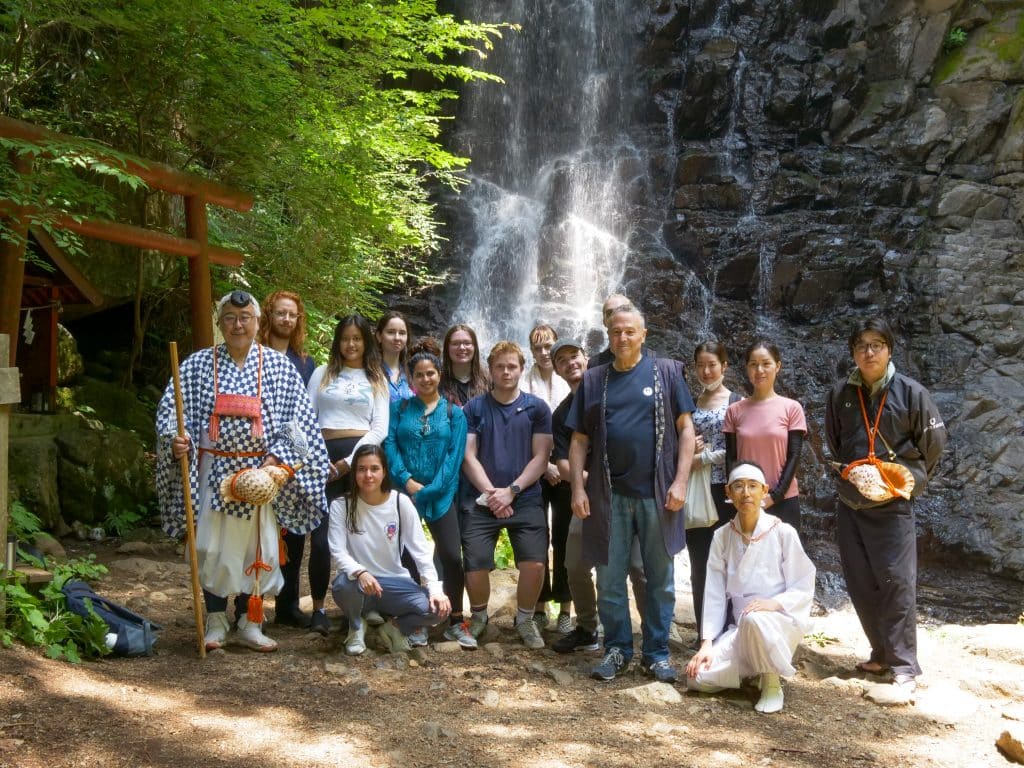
[61,580,162,657]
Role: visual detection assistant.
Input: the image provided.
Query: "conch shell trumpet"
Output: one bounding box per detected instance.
[843,461,915,502]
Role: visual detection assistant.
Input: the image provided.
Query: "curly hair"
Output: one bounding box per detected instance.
[258,291,308,359]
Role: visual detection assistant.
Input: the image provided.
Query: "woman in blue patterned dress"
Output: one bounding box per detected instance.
[686,340,741,641]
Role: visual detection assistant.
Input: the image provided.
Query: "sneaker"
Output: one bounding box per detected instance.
[443,621,479,650]
[379,622,411,653]
[344,624,366,655]
[755,673,784,713]
[408,627,429,647]
[556,613,573,635]
[641,658,679,683]
[310,610,331,636]
[364,610,385,626]
[204,612,231,651]
[236,616,278,652]
[468,611,489,639]
[516,617,545,649]
[552,626,600,654]
[591,647,628,681]
[273,603,312,628]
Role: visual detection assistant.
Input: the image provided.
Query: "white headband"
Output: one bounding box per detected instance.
[728,463,767,486]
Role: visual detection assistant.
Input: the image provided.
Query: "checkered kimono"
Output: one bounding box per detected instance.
[155,343,329,538]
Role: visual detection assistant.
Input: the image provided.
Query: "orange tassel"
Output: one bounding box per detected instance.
[247,593,265,623]
[278,527,289,566]
[209,413,220,441]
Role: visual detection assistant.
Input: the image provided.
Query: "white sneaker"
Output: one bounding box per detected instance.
[755,673,784,713]
[204,612,231,651]
[236,616,278,652]
[345,624,366,655]
[379,622,411,653]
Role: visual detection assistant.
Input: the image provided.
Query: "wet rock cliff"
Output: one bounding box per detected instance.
[423,0,1024,578]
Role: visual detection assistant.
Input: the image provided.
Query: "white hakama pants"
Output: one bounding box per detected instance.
[694,610,803,690]
[195,451,283,598]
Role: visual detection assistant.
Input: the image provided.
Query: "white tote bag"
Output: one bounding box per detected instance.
[684,459,718,530]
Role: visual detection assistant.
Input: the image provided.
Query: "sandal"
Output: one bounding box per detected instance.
[855,660,890,674]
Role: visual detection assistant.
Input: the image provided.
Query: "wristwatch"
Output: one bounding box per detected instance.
[509,483,522,496]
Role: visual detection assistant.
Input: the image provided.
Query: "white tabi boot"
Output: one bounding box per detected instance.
[204,612,231,651]
[236,616,279,652]
[755,673,784,714]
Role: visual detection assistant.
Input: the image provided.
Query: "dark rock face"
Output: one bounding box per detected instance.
[428,0,1024,578]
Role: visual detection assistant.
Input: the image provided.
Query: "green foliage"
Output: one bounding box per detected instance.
[1,1,508,314]
[1,557,111,663]
[804,631,839,648]
[103,505,143,537]
[944,26,967,52]
[494,529,515,570]
[8,500,42,540]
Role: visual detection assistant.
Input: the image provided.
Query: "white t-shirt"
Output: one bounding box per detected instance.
[327,490,442,596]
[307,365,389,463]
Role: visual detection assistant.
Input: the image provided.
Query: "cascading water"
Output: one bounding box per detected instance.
[448,0,669,352]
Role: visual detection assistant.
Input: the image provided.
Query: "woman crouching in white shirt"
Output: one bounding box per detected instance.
[329,445,451,654]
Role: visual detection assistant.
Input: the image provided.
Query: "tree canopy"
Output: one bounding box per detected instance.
[1,0,505,317]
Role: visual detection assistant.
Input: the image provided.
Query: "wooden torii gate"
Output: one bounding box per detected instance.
[0,115,254,366]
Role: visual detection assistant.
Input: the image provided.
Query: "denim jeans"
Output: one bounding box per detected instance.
[331,574,443,636]
[595,493,675,663]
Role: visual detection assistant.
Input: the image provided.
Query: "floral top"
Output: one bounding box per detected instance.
[694,402,729,484]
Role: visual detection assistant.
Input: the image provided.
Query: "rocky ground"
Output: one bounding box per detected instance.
[1,535,1022,768]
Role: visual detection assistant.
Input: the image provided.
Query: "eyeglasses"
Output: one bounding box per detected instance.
[221,313,256,326]
[272,311,299,320]
[854,341,888,355]
[728,480,765,493]
[450,341,474,348]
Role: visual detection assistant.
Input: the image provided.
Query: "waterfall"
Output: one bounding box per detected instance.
[448,0,663,353]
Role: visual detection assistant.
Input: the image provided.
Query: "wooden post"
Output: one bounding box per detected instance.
[0,333,22,628]
[0,152,32,366]
[184,195,213,350]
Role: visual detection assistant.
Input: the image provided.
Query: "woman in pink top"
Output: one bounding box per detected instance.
[723,340,807,532]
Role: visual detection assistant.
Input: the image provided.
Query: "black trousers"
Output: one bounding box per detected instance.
[402,503,466,618]
[684,483,734,641]
[308,435,360,602]
[276,529,306,611]
[837,500,921,677]
[770,495,801,534]
[547,481,573,605]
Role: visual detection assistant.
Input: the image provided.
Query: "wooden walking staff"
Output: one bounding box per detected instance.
[169,342,207,659]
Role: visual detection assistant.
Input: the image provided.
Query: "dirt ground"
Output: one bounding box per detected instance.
[1,536,1022,768]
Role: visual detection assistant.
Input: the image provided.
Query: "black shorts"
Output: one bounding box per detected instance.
[461,496,549,571]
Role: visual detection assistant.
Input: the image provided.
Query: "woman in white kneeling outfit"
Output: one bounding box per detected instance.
[685,461,815,713]
[329,444,450,654]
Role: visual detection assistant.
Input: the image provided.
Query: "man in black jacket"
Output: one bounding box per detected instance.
[826,317,947,703]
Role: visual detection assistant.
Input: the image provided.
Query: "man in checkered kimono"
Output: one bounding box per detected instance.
[155,290,329,652]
